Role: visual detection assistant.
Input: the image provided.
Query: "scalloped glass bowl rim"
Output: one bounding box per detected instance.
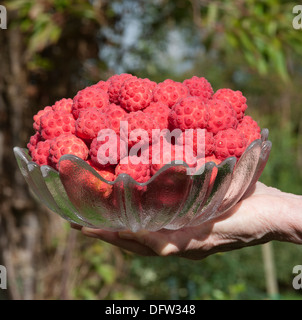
[13,128,271,231]
[14,138,265,187]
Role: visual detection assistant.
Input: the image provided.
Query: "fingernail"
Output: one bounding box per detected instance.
[82,227,100,239]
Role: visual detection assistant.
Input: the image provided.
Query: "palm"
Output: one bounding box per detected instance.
[79,182,302,260]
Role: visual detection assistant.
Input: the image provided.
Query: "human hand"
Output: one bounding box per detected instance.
[75,182,302,260]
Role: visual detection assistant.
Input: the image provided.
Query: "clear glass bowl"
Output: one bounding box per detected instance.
[14,129,271,232]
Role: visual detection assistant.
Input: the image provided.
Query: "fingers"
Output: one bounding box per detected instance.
[79,224,213,259]
[81,227,182,257]
[119,229,181,257]
[81,227,157,256]
[119,228,217,260]
[70,222,82,231]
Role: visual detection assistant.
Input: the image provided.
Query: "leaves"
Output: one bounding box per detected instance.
[27,14,62,55]
[184,0,298,82]
[5,0,98,62]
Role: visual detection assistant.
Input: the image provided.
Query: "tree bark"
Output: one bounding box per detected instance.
[0,26,48,300]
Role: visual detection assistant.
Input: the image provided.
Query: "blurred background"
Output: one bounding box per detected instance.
[0,0,302,300]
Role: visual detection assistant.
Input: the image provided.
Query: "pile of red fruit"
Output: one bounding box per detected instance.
[27,74,261,186]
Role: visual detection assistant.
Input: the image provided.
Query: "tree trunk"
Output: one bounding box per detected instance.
[0,25,53,300]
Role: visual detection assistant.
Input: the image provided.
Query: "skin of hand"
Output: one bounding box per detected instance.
[73,182,302,260]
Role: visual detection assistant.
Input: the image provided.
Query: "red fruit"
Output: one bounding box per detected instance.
[213,88,248,120]
[52,98,73,114]
[31,140,52,166]
[102,103,127,134]
[60,159,115,203]
[168,96,209,130]
[183,76,213,100]
[92,80,110,92]
[75,107,110,141]
[237,115,261,145]
[205,154,221,165]
[196,155,221,186]
[27,132,42,155]
[107,73,134,104]
[206,155,221,187]
[143,78,157,90]
[115,155,151,183]
[143,102,171,130]
[33,105,53,131]
[119,77,153,112]
[151,142,197,176]
[206,99,238,135]
[176,129,215,158]
[72,86,109,119]
[40,110,76,140]
[86,159,115,175]
[84,159,115,199]
[49,134,89,170]
[89,131,127,168]
[120,111,159,148]
[152,79,189,108]
[214,128,248,161]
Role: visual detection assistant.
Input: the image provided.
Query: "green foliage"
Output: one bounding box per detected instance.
[260,121,302,194]
[95,0,301,82]
[215,0,298,81]
[5,0,302,300]
[6,0,98,63]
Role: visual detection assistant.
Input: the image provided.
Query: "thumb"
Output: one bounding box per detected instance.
[118,229,179,256]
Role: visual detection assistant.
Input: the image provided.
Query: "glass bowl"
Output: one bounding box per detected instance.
[14,129,271,232]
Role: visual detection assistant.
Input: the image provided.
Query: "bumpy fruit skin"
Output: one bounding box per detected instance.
[143,78,157,90]
[72,86,109,119]
[31,140,52,166]
[183,76,213,100]
[115,155,151,183]
[206,99,238,135]
[33,106,53,131]
[151,142,197,175]
[237,115,261,145]
[52,98,73,114]
[27,132,42,155]
[214,128,247,161]
[120,111,159,148]
[107,73,134,104]
[119,77,153,112]
[40,110,76,140]
[93,80,110,92]
[49,134,89,170]
[152,79,189,108]
[89,131,127,168]
[102,103,127,134]
[75,107,110,141]
[168,96,209,131]
[176,129,215,158]
[143,102,171,130]
[203,131,215,156]
[28,74,261,184]
[213,88,247,120]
